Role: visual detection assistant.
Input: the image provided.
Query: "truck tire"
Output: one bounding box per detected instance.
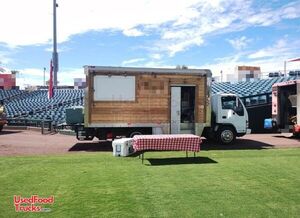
[0,125,3,132]
[217,126,236,145]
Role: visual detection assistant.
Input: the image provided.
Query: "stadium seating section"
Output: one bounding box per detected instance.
[1,89,83,125]
[0,89,24,100]
[0,76,298,125]
[211,76,298,96]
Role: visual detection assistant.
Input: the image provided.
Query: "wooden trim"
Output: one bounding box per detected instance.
[88,72,93,124]
[89,71,208,77]
[168,83,171,127]
[85,66,211,77]
[203,77,207,123]
[195,85,199,123]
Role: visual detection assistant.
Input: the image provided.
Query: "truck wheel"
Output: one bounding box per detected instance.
[0,125,3,132]
[217,126,236,145]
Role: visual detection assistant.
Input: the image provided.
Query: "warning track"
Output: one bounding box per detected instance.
[0,129,299,156]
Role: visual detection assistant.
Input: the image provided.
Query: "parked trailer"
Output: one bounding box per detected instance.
[67,66,250,144]
[265,80,300,137]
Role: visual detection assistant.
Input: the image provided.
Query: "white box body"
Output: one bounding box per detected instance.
[112,138,134,157]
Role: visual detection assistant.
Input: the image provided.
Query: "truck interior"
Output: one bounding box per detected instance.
[180,86,195,133]
[279,85,297,128]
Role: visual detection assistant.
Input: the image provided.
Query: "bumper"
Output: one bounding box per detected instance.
[237,129,251,137]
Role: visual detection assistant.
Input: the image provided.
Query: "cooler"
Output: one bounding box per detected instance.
[264,118,273,129]
[112,138,134,157]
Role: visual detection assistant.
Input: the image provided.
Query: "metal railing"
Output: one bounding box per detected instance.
[240,92,272,108]
[7,118,55,134]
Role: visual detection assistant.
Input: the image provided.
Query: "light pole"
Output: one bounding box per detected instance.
[43,67,46,86]
[220,70,223,82]
[52,0,59,87]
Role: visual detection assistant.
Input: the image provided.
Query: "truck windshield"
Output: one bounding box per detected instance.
[221,96,244,116]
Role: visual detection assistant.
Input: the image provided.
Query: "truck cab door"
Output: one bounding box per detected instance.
[219,96,247,133]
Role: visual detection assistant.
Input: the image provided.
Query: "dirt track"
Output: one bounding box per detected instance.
[0,128,299,156]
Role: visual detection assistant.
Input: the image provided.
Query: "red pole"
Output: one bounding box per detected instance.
[48,60,53,99]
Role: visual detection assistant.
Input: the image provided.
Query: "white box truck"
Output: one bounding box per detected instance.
[67,66,250,144]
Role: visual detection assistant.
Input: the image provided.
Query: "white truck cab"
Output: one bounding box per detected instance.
[204,93,250,144]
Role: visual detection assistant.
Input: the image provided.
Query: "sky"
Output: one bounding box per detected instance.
[0,0,300,88]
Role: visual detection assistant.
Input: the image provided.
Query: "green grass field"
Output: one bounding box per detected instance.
[0,149,299,218]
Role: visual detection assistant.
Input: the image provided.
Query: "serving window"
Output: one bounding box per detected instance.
[93,75,136,101]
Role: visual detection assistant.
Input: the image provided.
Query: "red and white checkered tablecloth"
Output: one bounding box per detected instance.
[133,134,201,152]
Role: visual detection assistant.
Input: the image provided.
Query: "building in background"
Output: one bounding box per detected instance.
[212,76,221,82]
[236,66,261,82]
[74,78,86,89]
[0,72,17,90]
[226,73,238,83]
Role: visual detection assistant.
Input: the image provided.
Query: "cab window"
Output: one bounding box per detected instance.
[221,96,244,116]
[236,99,244,116]
[221,96,236,110]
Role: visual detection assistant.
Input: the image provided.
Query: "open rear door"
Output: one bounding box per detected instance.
[171,86,195,134]
[171,87,181,134]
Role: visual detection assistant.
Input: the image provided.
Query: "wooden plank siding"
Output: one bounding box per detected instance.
[88,73,207,124]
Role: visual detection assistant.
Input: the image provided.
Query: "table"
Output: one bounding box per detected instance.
[133,134,202,164]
